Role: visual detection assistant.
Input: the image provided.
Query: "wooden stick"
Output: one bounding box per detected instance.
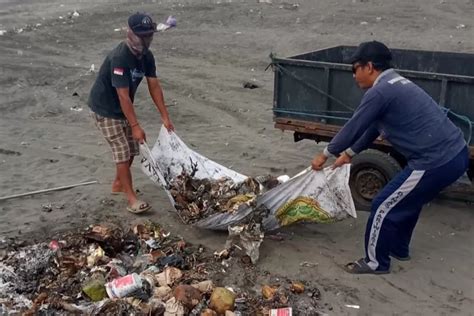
[0,180,98,201]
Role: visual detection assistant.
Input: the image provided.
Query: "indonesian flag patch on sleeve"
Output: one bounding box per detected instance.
[113,67,124,76]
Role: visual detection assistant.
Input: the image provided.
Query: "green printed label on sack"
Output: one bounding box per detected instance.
[276,196,332,226]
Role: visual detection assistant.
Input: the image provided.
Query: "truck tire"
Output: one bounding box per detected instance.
[349,149,402,212]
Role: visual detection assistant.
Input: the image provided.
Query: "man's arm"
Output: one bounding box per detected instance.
[312,90,386,170]
[146,77,174,131]
[329,125,380,169]
[116,87,146,143]
[346,124,380,157]
[325,90,386,157]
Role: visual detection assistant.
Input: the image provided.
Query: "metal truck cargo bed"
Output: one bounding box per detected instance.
[271,46,474,147]
[271,46,474,209]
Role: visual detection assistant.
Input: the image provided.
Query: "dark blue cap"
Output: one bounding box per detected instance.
[128,12,157,36]
[346,41,392,64]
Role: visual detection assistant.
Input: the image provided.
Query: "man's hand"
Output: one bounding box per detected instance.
[312,153,328,170]
[132,125,146,144]
[331,152,352,169]
[163,118,175,132]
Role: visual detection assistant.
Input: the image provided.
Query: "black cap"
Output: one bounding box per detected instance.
[346,41,392,64]
[128,13,157,36]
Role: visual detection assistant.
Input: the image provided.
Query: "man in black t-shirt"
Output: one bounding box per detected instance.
[88,12,174,214]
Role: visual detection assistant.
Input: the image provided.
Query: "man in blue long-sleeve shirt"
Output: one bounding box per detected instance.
[312,41,469,274]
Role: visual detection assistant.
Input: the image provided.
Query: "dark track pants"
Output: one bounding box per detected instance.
[364,146,469,272]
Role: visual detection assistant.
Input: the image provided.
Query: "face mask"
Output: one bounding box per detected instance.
[141,35,153,50]
[126,28,153,57]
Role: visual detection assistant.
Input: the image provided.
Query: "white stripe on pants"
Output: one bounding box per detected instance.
[367,170,425,270]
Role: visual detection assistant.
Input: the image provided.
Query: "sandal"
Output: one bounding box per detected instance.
[344,258,390,274]
[127,200,151,214]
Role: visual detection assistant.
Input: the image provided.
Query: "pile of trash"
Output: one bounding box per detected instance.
[168,167,282,225]
[167,167,287,264]
[0,221,322,315]
[140,128,356,266]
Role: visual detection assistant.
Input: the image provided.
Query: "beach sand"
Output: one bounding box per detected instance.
[1,0,473,314]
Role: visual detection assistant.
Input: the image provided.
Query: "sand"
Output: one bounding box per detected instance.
[0,0,473,314]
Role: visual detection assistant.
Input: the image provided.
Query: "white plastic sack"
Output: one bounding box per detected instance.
[196,166,357,231]
[141,126,356,231]
[141,126,246,184]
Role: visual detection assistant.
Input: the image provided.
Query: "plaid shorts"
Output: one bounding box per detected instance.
[90,112,139,163]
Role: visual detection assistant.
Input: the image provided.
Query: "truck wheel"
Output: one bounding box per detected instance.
[349,149,402,212]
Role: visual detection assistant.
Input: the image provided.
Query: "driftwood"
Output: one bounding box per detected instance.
[0,180,98,201]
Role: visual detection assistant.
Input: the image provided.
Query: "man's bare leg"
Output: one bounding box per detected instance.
[112,157,134,193]
[116,161,138,206]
